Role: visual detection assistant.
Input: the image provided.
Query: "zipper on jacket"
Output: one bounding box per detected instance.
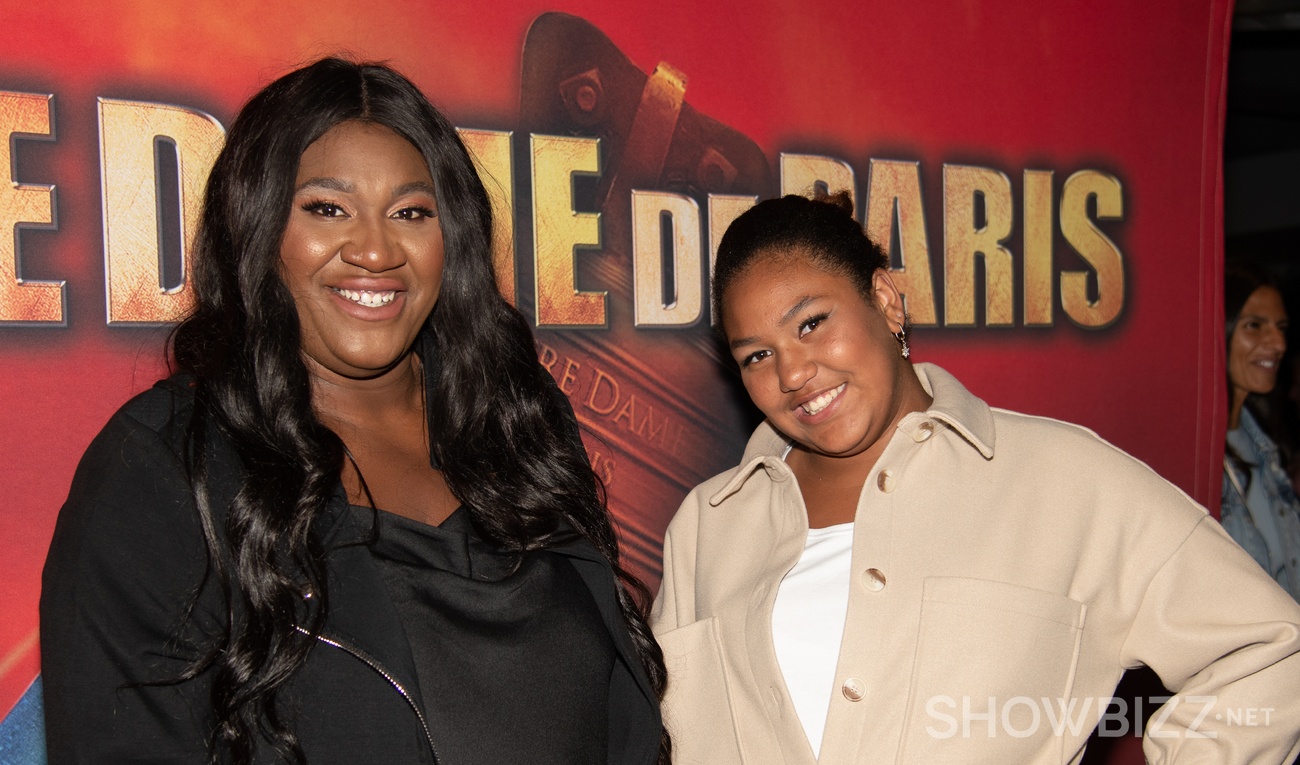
[295,626,441,763]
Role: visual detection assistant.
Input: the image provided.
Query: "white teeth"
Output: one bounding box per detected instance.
[334,288,396,308]
[801,384,846,415]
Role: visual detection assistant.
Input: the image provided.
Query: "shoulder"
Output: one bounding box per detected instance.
[60,377,204,511]
[988,406,1113,453]
[921,364,1206,529]
[663,423,787,546]
[50,376,207,582]
[80,375,198,463]
[983,406,1208,537]
[991,406,1183,478]
[43,375,221,653]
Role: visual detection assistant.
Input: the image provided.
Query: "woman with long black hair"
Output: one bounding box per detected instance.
[1221,260,1300,602]
[41,57,666,764]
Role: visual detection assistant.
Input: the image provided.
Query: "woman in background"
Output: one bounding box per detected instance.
[1222,261,1300,602]
[653,191,1300,764]
[41,58,666,764]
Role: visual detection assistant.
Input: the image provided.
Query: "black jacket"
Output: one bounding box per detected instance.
[40,377,661,764]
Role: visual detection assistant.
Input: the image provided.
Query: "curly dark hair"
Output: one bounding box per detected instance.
[170,57,668,764]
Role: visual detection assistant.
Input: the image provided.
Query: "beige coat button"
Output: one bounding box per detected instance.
[916,421,935,441]
[842,677,866,701]
[876,470,894,493]
[863,568,887,591]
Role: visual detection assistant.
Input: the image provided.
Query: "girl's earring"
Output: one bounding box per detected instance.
[893,319,910,360]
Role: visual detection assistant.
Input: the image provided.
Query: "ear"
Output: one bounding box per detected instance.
[871,269,906,327]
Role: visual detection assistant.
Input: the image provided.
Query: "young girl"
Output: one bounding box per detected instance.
[653,191,1300,764]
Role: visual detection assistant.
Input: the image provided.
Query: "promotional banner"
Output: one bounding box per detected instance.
[0,1,1232,760]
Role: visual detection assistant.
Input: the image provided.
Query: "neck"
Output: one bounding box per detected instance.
[1229,389,1248,431]
[787,444,881,493]
[308,353,426,434]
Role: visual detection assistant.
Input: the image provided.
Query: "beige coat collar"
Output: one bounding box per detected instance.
[709,362,996,506]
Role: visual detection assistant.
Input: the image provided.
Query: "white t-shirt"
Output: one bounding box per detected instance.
[771,522,854,759]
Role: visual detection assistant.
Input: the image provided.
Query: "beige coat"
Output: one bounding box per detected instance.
[652,363,1300,764]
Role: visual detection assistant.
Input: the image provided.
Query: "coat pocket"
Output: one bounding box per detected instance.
[897,577,1087,764]
[658,616,745,765]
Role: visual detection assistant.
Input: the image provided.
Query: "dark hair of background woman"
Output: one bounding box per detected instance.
[712,191,888,336]
[170,57,667,764]
[1224,258,1294,467]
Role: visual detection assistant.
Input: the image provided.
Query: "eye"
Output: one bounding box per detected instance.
[798,312,828,337]
[394,205,437,221]
[739,349,770,368]
[302,200,345,218]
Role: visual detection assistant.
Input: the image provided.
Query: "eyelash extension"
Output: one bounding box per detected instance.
[300,199,341,215]
[400,205,438,219]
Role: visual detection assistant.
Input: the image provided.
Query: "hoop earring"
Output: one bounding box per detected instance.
[893,324,910,360]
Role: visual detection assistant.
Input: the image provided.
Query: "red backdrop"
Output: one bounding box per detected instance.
[0,1,1232,758]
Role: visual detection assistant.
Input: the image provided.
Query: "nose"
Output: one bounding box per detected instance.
[776,348,815,393]
[1266,324,1287,355]
[340,216,405,272]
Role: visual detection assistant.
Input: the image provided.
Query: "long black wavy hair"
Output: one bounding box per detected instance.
[171,57,667,763]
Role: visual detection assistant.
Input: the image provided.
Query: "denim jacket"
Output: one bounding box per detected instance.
[1222,407,1300,602]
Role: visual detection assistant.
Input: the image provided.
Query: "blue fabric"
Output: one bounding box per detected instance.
[1222,408,1300,602]
[0,676,47,765]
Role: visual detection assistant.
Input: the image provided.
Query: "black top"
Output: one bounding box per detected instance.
[40,376,661,764]
[366,506,614,764]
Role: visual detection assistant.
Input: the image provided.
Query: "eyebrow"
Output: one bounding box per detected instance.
[394,181,438,198]
[728,295,818,350]
[293,178,438,199]
[296,177,352,194]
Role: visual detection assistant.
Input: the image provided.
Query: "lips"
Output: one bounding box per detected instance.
[798,383,846,416]
[325,277,407,320]
[332,287,396,307]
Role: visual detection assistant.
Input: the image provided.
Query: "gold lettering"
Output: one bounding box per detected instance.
[780,153,855,204]
[1023,170,1054,326]
[98,98,223,324]
[632,190,702,327]
[706,194,756,324]
[0,92,62,324]
[1060,170,1124,328]
[538,342,558,373]
[585,367,620,415]
[942,164,1014,327]
[559,358,581,396]
[457,128,515,304]
[637,405,671,445]
[612,394,636,428]
[866,159,935,325]
[530,134,605,327]
[589,450,615,486]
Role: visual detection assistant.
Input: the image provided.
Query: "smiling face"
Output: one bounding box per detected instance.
[722,251,930,469]
[279,120,445,382]
[1229,285,1288,413]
